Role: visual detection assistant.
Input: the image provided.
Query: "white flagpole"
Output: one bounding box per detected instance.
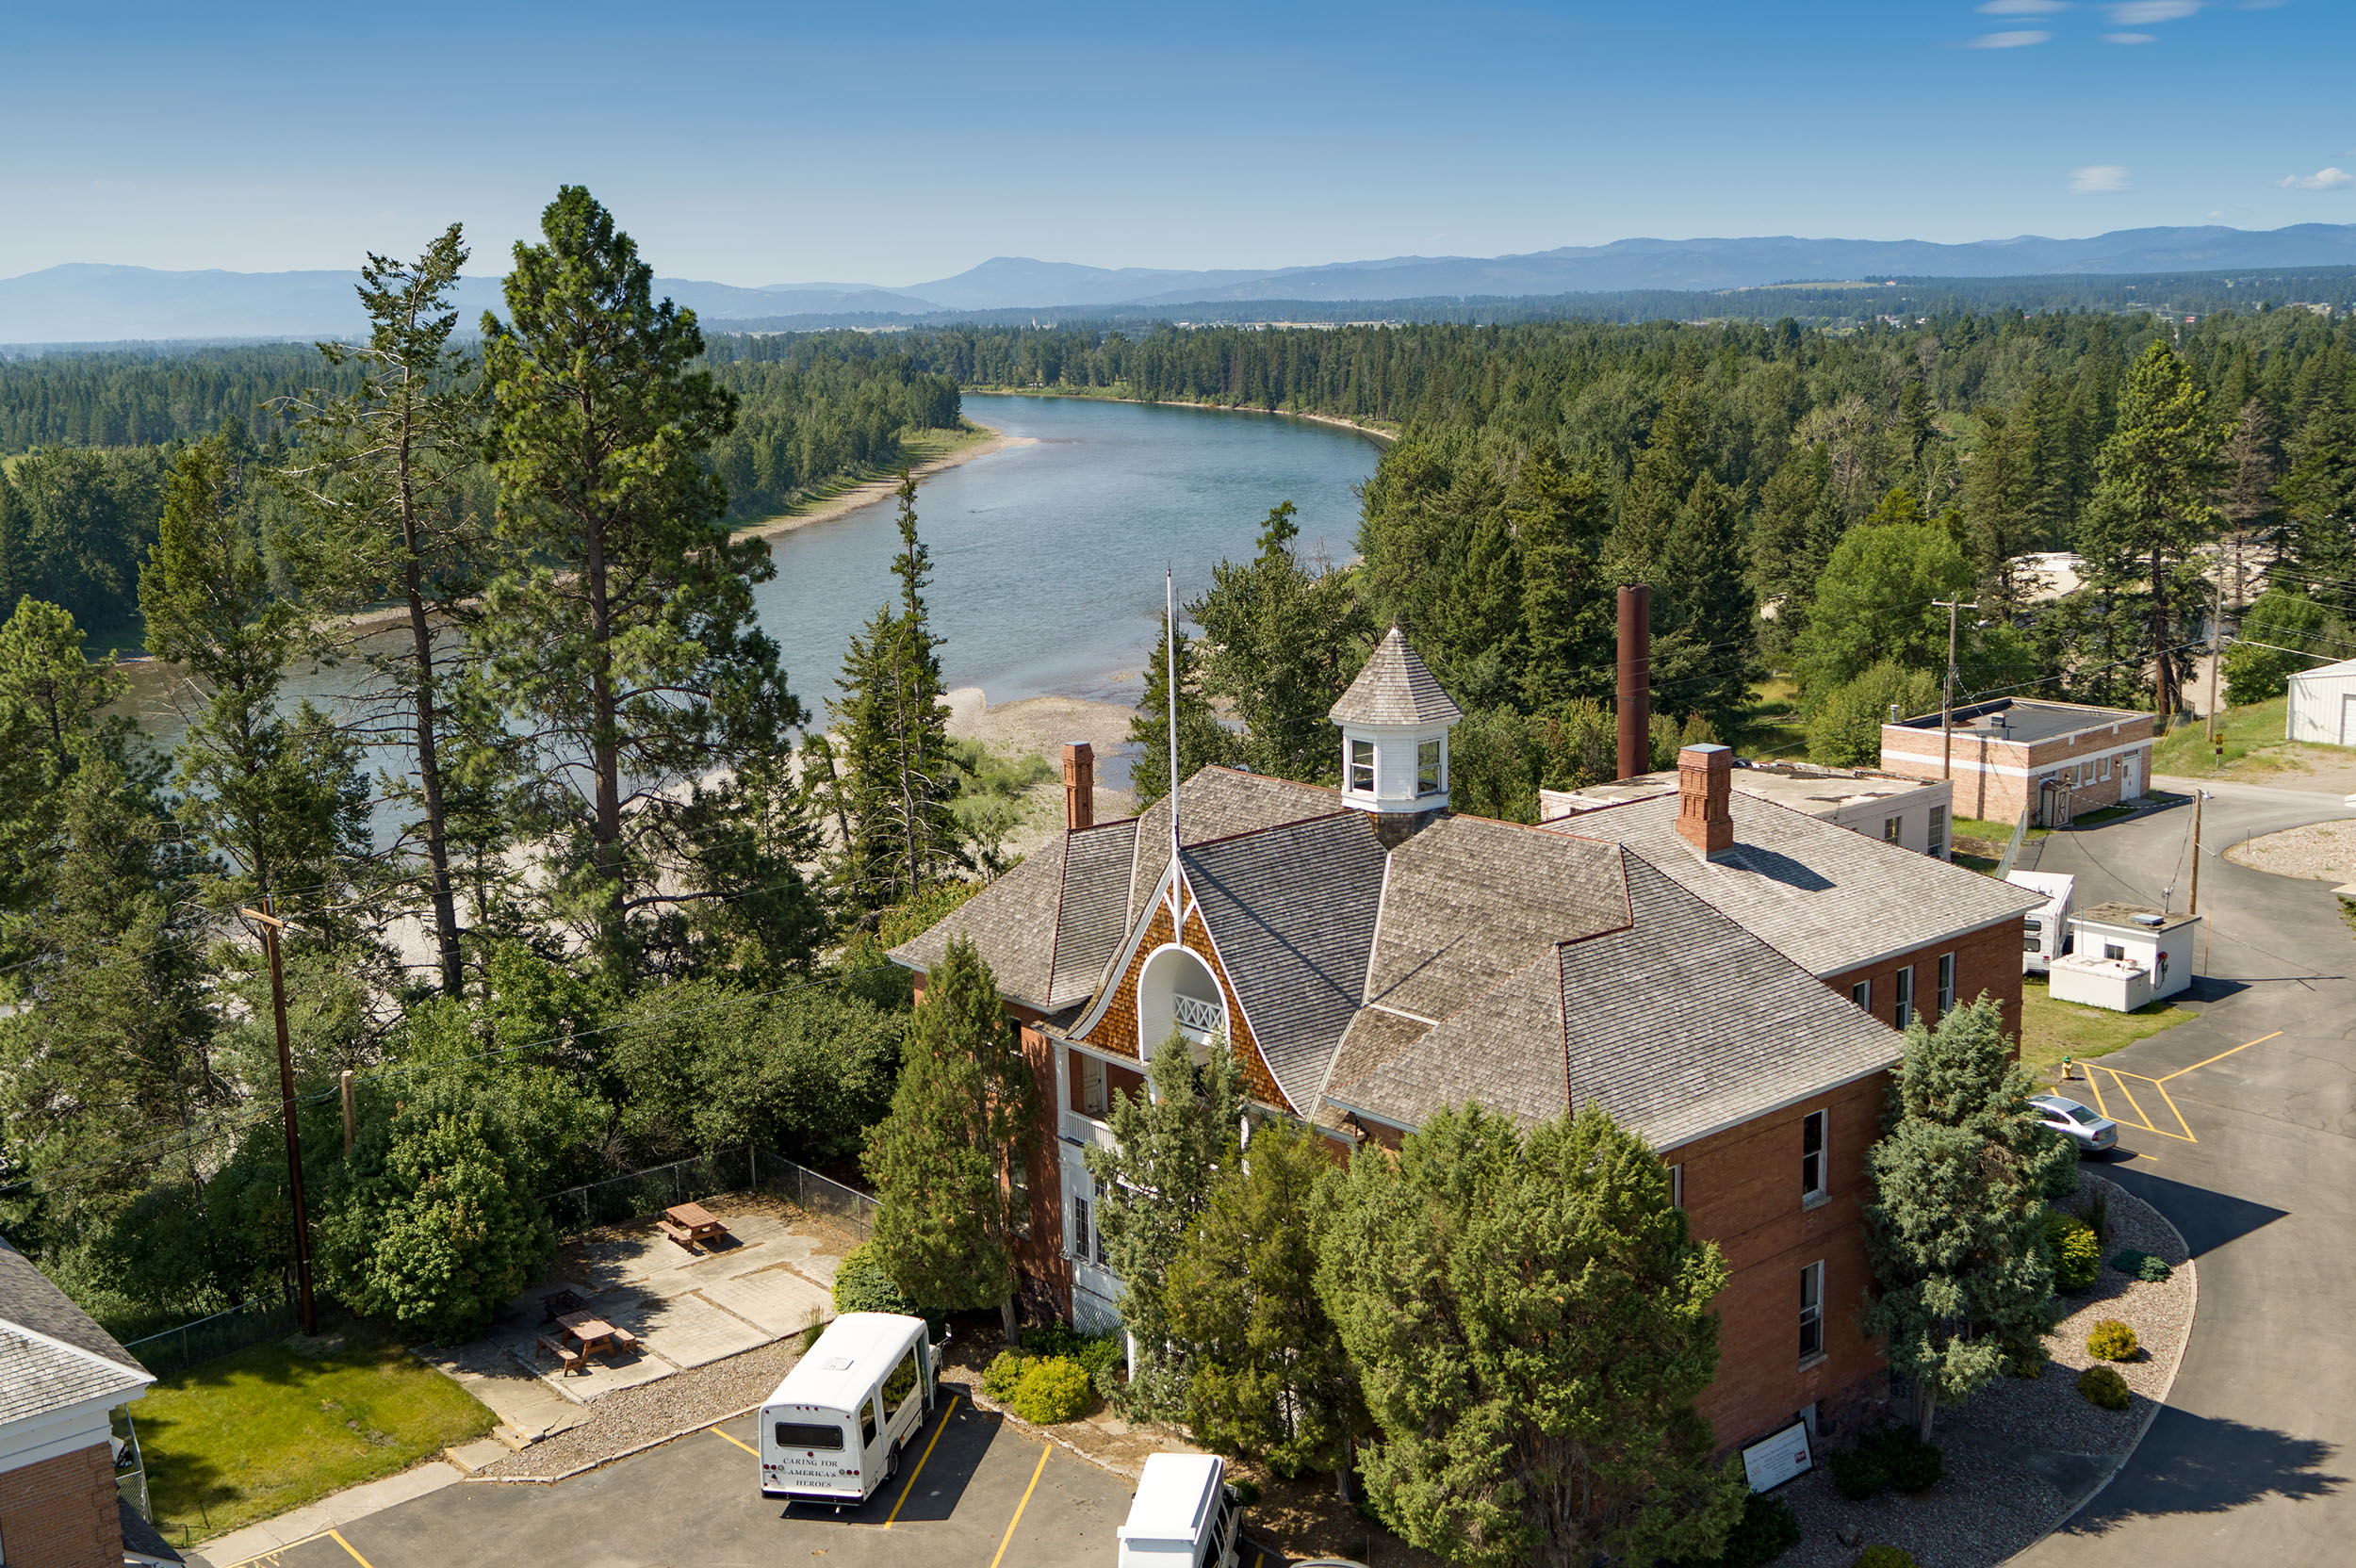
[1167,567,1183,935]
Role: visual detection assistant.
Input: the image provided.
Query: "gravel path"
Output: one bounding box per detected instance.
[1776,1171,2194,1568]
[2225,818,2356,884]
[475,1337,803,1480]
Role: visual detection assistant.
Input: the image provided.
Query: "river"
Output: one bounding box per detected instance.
[116,394,1382,804]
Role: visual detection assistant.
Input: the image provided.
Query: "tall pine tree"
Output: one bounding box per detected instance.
[1128,609,1238,808]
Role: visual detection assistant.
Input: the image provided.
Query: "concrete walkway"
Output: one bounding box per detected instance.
[2013,778,2356,1563]
[188,1458,472,1568]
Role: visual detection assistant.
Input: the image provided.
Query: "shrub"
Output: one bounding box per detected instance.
[1709,1491,1802,1568]
[2086,1319,2139,1362]
[2110,1248,2173,1282]
[1872,1428,1944,1494]
[2043,1211,2102,1293]
[1022,1323,1125,1381]
[1854,1548,1919,1568]
[2084,1186,2111,1246]
[1829,1444,1888,1499]
[1007,1355,1094,1425]
[2001,1333,2051,1379]
[2079,1364,2131,1410]
[831,1243,914,1316]
[982,1349,1031,1402]
[1228,1478,1261,1507]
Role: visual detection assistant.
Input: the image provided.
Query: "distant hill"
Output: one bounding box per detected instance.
[10,223,2356,343]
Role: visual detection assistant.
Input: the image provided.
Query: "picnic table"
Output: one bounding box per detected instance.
[658,1200,732,1251]
[552,1309,637,1362]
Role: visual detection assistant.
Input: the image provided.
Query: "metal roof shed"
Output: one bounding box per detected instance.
[2286,656,2356,747]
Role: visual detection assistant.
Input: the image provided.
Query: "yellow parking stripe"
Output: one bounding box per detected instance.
[2084,1070,2109,1120]
[328,1530,378,1568]
[709,1425,759,1457]
[990,1444,1052,1568]
[883,1395,961,1529]
[2107,1071,2157,1134]
[2162,1030,2282,1082]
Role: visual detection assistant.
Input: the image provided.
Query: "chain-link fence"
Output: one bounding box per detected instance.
[541,1147,757,1235]
[755,1152,878,1241]
[122,1293,304,1375]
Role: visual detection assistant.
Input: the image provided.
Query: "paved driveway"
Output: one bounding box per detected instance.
[2013,779,2356,1564]
[199,1398,1153,1568]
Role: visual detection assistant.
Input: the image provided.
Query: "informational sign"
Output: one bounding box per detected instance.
[1741,1421,1813,1494]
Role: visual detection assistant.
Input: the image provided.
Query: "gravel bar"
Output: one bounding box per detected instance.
[1775,1170,2194,1568]
[475,1338,803,1480]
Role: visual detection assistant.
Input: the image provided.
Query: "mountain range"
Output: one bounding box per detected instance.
[9,223,2356,344]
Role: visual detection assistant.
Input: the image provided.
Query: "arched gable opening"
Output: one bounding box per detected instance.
[1136,942,1225,1063]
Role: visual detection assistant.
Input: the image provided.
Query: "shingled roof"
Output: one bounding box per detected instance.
[1328,626,1464,727]
[1553,790,2040,976]
[0,1237,151,1427]
[894,760,1923,1142]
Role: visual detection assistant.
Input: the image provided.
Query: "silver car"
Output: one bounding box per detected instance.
[2033,1094,2119,1154]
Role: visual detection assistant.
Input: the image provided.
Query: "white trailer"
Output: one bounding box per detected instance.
[2005,871,2076,975]
[758,1312,943,1508]
[1118,1453,1243,1568]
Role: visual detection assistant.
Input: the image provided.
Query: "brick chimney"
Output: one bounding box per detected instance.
[1062,742,1095,832]
[1675,743,1735,858]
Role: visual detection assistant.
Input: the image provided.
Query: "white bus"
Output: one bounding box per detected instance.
[1118,1453,1243,1568]
[758,1312,944,1508]
[2007,871,2075,975]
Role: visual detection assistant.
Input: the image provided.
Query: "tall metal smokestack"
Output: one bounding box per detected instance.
[1616,584,1651,781]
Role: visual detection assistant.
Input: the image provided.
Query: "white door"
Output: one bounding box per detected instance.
[2121,752,2140,800]
[2342,693,2356,747]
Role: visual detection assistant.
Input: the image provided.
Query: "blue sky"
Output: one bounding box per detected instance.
[1,0,2349,285]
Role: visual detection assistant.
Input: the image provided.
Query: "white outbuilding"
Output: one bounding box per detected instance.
[2286,656,2356,747]
[2049,902,2201,1012]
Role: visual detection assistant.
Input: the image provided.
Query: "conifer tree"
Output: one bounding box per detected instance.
[1128,610,1238,808]
[827,471,968,917]
[1863,996,2075,1441]
[1191,501,1368,783]
[1318,1102,1742,1568]
[0,470,25,614]
[2280,400,2356,622]
[1086,1029,1241,1418]
[139,439,372,938]
[2076,341,2224,715]
[1649,472,1755,741]
[1166,1118,1365,1498]
[478,186,805,974]
[863,936,1037,1344]
[1513,449,1614,710]
[277,224,490,996]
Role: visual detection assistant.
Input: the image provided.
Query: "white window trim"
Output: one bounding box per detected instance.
[1669,1163,1684,1210]
[1894,965,1914,1029]
[1851,978,1871,1011]
[1937,952,1955,1014]
[1800,1109,1828,1207]
[1799,1260,1827,1367]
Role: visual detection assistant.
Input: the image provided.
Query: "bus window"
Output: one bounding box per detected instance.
[860,1397,877,1447]
[774,1422,843,1450]
[882,1346,922,1422]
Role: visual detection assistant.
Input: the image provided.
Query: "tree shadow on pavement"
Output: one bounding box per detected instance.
[2060,1410,2345,1534]
[2097,1165,2287,1261]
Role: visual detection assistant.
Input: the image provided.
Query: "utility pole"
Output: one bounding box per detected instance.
[2188,789,2208,918]
[240,898,317,1336]
[340,1069,356,1158]
[2206,571,2224,766]
[1933,597,1979,781]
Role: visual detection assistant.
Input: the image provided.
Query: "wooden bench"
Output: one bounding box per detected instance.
[536,1335,581,1374]
[608,1326,639,1352]
[657,1219,699,1250]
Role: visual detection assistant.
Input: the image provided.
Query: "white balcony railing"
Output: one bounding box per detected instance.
[1172,993,1224,1042]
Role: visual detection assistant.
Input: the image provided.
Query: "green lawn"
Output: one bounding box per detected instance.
[1740,677,1809,760]
[2151,697,2296,776]
[139,1322,495,1548]
[2018,973,2195,1078]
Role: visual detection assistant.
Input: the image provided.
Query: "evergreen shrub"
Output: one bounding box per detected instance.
[2079,1365,2131,1410]
[1829,1445,1888,1499]
[2110,1249,2173,1282]
[1853,1547,1919,1568]
[2043,1210,2101,1292]
[2086,1320,2139,1361]
[1873,1429,1944,1494]
[831,1244,914,1316]
[1008,1355,1093,1424]
[1666,1490,1800,1568]
[1021,1323,1124,1381]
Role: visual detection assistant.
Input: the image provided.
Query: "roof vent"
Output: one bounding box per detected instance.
[2132,912,2165,928]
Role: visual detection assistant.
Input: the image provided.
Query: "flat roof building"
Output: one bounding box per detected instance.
[1880,698,2157,827]
[1542,761,1956,859]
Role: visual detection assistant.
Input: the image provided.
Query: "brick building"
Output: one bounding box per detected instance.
[895,629,2039,1458]
[1877,698,2157,827]
[0,1239,173,1568]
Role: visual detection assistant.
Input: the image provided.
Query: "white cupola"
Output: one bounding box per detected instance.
[1329,625,1464,815]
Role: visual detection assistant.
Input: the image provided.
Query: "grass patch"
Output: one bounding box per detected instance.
[2152,698,2294,776]
[139,1319,494,1547]
[2018,973,2196,1078]
[1740,677,1809,760]
[2069,804,2138,829]
[1955,815,2050,843]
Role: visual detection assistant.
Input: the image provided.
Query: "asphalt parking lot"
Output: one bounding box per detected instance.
[204,1396,1193,1568]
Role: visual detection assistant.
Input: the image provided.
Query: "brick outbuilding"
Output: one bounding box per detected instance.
[1878,698,2157,827]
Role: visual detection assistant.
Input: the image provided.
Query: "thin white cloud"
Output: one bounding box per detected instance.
[2073,165,2132,193]
[2105,30,2157,41]
[2107,1,2199,21]
[2279,168,2354,191]
[1967,29,2053,46]
[1977,0,2069,11]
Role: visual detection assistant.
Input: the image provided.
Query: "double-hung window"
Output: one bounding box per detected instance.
[1417,738,1444,794]
[1071,1194,1094,1265]
[1801,1110,1827,1205]
[1883,814,1903,844]
[1799,1262,1825,1363]
[1349,738,1376,793]
[1893,965,1914,1029]
[1937,953,1955,1016]
[1850,978,1871,1012]
[1926,806,1946,858]
[1668,1164,1684,1209]
[2099,756,2112,782]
